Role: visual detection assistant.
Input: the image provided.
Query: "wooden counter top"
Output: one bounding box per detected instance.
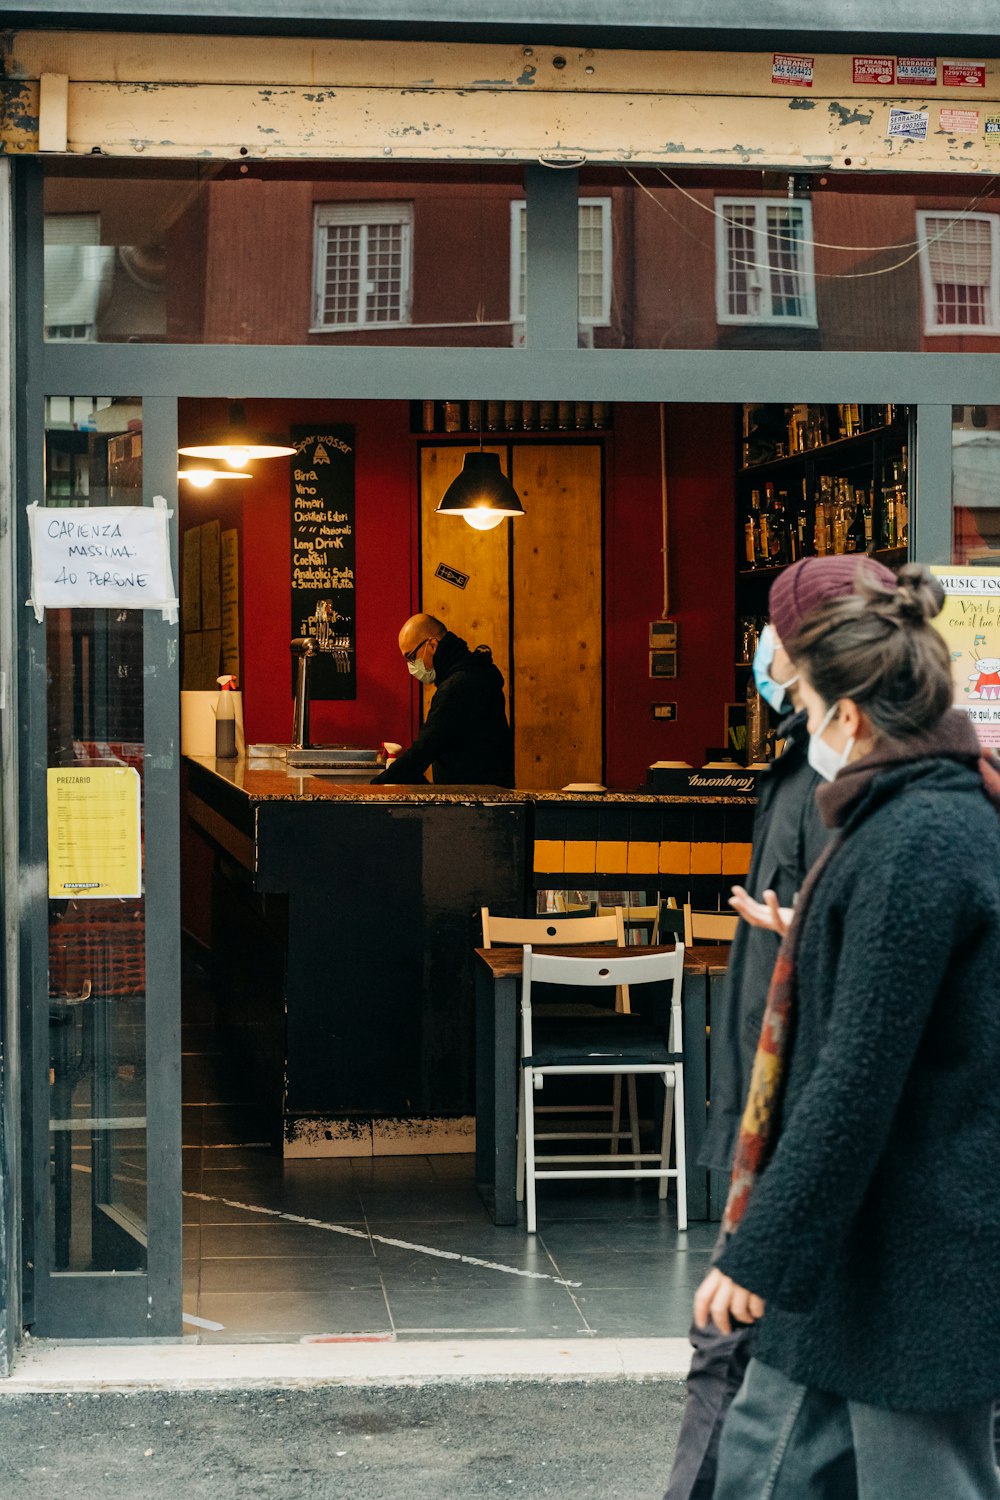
[185,755,527,804]
[184,757,749,806]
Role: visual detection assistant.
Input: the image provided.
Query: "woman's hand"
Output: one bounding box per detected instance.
[728,886,793,938]
[694,1267,766,1336]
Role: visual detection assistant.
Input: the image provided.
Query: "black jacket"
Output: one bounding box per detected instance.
[700,712,829,1172]
[717,736,1000,1410]
[374,631,515,787]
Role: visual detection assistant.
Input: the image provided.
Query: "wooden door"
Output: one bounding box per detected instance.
[512,445,603,788]
[420,446,511,724]
[419,443,603,790]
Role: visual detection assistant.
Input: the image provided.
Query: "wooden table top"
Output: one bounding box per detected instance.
[475,944,729,977]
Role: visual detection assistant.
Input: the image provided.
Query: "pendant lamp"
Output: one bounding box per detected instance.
[178,401,296,468]
[178,457,253,489]
[434,451,525,531]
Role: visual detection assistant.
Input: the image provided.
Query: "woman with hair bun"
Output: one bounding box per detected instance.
[695,563,1000,1499]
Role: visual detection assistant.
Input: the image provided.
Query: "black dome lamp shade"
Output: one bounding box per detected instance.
[177,401,296,467]
[434,451,526,531]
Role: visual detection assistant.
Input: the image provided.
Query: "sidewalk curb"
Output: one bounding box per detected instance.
[0,1337,693,1393]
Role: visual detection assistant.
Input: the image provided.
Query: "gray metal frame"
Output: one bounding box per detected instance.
[9,157,978,1340]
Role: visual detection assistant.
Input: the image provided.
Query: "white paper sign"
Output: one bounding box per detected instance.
[26,498,178,623]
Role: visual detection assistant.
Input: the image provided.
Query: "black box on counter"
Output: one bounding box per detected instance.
[647,761,760,802]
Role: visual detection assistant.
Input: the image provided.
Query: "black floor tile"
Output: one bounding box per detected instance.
[200,1221,374,1261]
[384,1281,581,1336]
[569,1285,696,1337]
[200,1255,382,1294]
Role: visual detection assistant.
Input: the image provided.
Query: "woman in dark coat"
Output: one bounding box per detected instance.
[696,564,1000,1499]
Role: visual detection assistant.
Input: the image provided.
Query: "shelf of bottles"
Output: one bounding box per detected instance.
[740,403,909,577]
[410,399,612,436]
[735,402,910,762]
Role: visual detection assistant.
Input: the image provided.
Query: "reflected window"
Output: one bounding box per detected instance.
[509,198,612,336]
[311,202,413,331]
[43,214,115,343]
[918,211,1000,335]
[715,198,817,328]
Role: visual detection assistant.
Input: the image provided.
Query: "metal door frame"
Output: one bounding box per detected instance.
[11,154,969,1339]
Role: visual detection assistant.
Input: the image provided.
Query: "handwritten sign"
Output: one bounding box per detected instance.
[290,427,356,700]
[47,766,142,899]
[27,499,178,622]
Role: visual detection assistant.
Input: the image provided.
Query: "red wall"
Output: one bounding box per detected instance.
[179,399,735,788]
[179,398,418,752]
[605,404,736,785]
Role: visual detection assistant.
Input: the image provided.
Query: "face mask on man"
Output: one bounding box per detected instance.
[807,701,855,782]
[752,624,799,714]
[407,657,436,685]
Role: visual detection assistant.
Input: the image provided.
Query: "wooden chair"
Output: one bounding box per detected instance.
[519,944,687,1233]
[480,906,638,1170]
[683,903,738,947]
[597,899,683,948]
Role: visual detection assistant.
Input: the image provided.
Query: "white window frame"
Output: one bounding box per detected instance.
[508,197,613,330]
[916,210,1000,336]
[714,197,818,329]
[311,202,413,332]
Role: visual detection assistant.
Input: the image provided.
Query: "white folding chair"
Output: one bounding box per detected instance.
[519,944,687,1234]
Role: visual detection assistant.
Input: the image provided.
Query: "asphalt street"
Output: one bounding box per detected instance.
[1,1381,685,1499]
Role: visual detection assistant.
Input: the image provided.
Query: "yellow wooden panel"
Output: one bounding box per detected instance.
[533,840,564,874]
[659,841,691,875]
[691,842,723,875]
[596,841,628,874]
[565,839,597,874]
[722,842,753,876]
[512,445,602,789]
[626,841,659,875]
[420,446,511,731]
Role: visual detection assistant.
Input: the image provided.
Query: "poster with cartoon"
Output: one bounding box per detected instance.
[931,567,1000,747]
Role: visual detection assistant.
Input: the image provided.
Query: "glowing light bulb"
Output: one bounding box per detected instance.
[183,469,215,488]
[225,448,250,469]
[463,509,507,531]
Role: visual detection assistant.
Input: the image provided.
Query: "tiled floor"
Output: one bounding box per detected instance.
[182,954,713,1345]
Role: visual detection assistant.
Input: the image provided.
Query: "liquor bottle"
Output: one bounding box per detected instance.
[557,401,573,430]
[744,491,761,568]
[444,401,461,433]
[574,401,591,430]
[521,400,538,430]
[503,400,519,431]
[897,445,909,547]
[467,399,482,433]
[421,400,437,432]
[746,675,767,765]
[759,484,772,564]
[770,488,789,565]
[863,490,874,551]
[795,482,810,559]
[538,400,555,431]
[846,498,866,554]
[486,400,502,431]
[591,402,608,429]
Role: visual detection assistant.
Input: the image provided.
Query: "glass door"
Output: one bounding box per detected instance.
[27,395,181,1337]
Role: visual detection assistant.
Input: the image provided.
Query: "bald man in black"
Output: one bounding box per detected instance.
[372,614,514,787]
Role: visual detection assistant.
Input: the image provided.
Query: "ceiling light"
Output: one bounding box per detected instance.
[178,401,296,465]
[434,452,525,530]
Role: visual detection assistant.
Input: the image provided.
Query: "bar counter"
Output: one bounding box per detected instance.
[185,755,756,1163]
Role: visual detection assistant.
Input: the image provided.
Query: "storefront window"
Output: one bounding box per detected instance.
[579,168,1000,353]
[952,405,1000,565]
[42,162,525,348]
[45,397,148,1273]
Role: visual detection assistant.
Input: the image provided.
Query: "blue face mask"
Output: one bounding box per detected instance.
[752,624,799,714]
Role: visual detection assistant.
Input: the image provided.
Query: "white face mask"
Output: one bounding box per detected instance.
[807,702,855,783]
[407,657,436,685]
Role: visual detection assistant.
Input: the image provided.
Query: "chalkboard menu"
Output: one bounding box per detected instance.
[290,426,356,700]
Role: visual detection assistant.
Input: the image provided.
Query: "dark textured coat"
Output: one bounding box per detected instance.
[717,746,1000,1411]
[700,711,829,1172]
[374,631,514,787]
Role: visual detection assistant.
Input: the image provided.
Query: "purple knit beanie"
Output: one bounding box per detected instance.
[769,555,897,643]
